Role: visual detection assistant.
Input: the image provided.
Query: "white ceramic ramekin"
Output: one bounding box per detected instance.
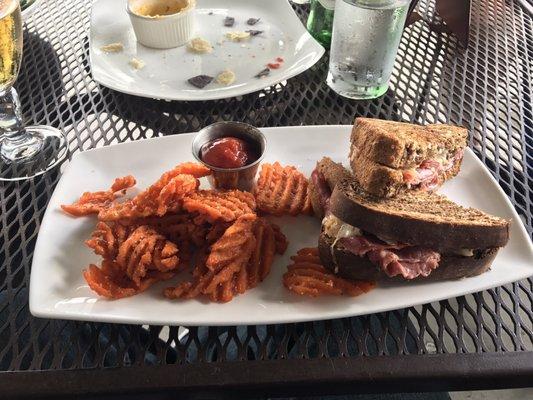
[127,0,196,49]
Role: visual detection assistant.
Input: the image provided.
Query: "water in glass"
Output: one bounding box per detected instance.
[327,0,410,100]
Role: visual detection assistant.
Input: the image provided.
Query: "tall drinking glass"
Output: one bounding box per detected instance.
[327,0,410,100]
[0,0,66,181]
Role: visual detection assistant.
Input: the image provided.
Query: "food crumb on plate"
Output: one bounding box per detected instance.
[216,69,236,85]
[128,57,145,70]
[100,42,124,53]
[188,37,213,53]
[225,31,250,41]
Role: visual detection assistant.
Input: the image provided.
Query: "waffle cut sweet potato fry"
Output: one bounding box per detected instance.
[283,248,375,297]
[84,260,174,299]
[164,248,238,303]
[85,222,182,292]
[202,214,257,301]
[164,214,258,303]
[164,215,288,303]
[61,175,136,217]
[95,162,208,221]
[254,162,312,216]
[86,221,134,260]
[246,218,276,290]
[99,173,199,221]
[206,213,257,271]
[133,213,209,253]
[115,225,181,286]
[182,190,256,224]
[131,162,210,213]
[164,248,211,300]
[88,214,205,264]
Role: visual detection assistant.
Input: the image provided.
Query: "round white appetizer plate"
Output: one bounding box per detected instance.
[89,0,325,101]
[30,126,533,326]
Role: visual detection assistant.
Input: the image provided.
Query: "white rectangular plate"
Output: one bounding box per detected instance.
[29,125,533,326]
[90,0,324,101]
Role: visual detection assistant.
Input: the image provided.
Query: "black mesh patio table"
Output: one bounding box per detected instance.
[1,0,532,398]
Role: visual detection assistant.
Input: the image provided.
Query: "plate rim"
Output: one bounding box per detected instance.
[88,0,326,101]
[29,125,533,326]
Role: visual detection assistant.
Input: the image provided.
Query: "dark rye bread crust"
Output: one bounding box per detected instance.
[350,118,468,169]
[318,233,498,282]
[349,146,463,198]
[329,179,510,250]
[309,157,352,219]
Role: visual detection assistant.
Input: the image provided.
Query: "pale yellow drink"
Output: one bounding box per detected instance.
[0,0,22,92]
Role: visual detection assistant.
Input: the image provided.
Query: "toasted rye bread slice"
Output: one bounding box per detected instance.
[349,146,463,198]
[329,179,510,250]
[350,118,468,169]
[309,157,352,219]
[318,232,499,282]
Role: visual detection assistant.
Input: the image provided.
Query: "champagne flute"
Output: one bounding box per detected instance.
[0,0,67,181]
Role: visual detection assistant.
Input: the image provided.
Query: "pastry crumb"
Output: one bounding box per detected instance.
[216,69,236,85]
[100,42,124,53]
[188,37,213,53]
[225,31,250,42]
[128,57,145,70]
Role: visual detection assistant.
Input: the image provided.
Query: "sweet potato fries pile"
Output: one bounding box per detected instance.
[62,162,293,302]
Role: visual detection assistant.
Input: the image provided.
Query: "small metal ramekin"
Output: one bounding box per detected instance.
[192,121,266,191]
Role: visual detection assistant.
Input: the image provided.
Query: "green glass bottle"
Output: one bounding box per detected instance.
[306,0,335,49]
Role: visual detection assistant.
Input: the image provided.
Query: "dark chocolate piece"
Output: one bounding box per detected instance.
[247,17,260,25]
[255,68,270,78]
[224,16,235,27]
[246,30,263,36]
[187,75,214,89]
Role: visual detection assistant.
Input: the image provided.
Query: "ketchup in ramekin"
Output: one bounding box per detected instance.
[192,122,266,191]
[200,137,259,169]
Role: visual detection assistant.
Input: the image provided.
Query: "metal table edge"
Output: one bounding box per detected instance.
[2,351,533,398]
